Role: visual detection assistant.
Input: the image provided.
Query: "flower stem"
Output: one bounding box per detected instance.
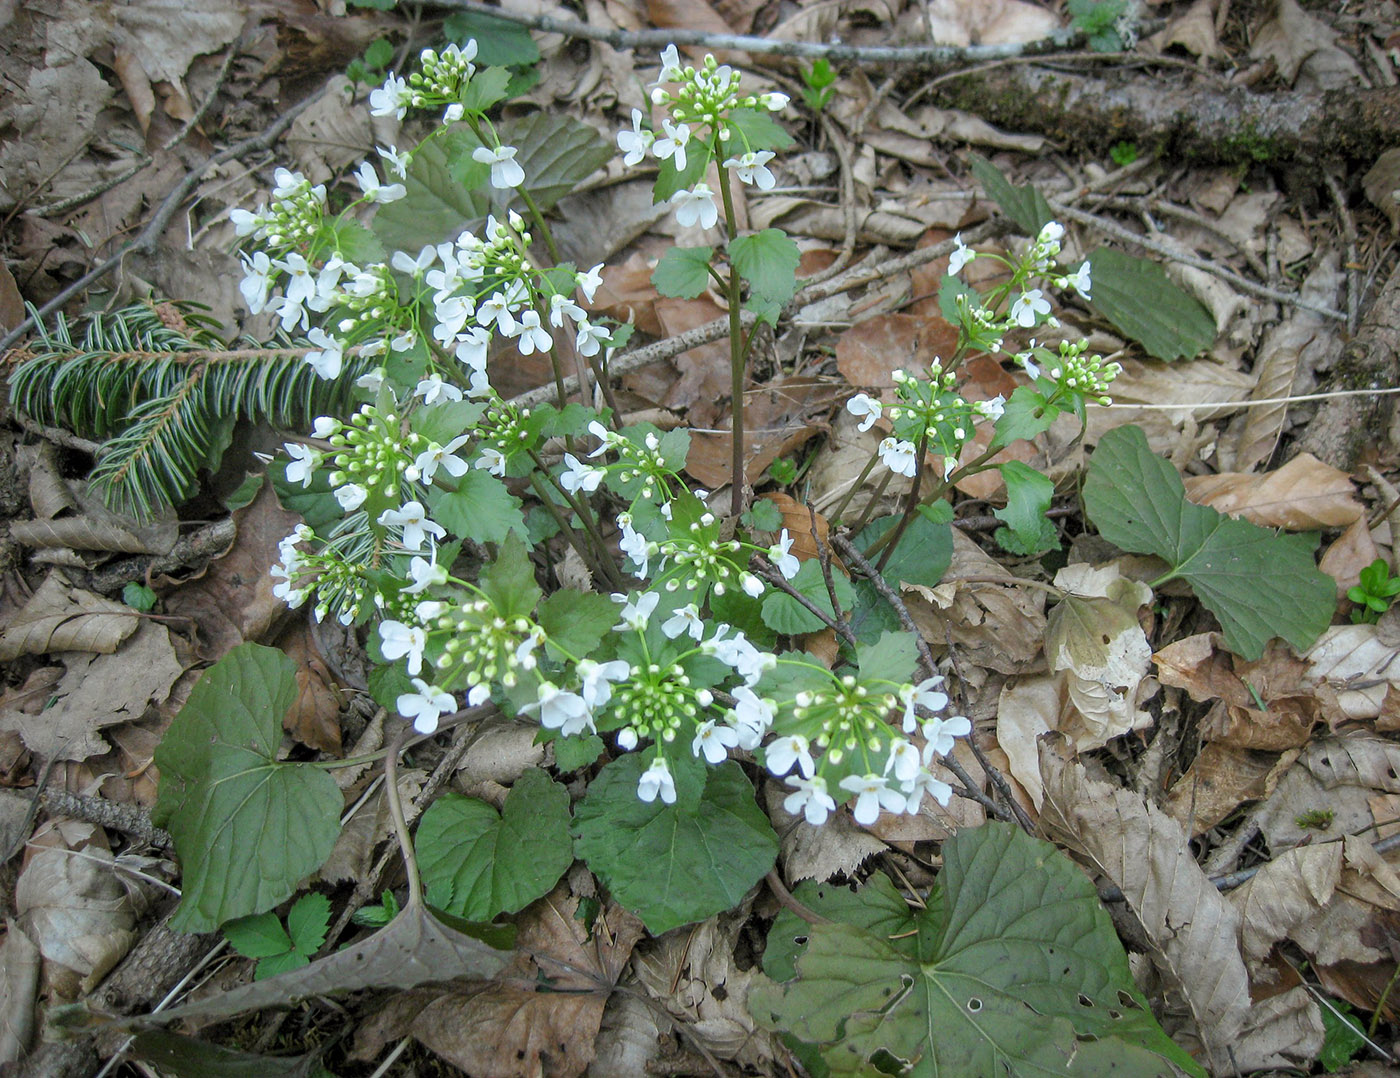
[715,162,747,517]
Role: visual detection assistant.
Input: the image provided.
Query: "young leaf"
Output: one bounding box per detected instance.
[152,644,343,932]
[222,912,293,959]
[537,588,618,660]
[255,950,312,980]
[1083,424,1335,660]
[1087,248,1216,361]
[994,460,1058,555]
[324,219,385,265]
[287,892,331,956]
[730,229,801,306]
[416,769,574,921]
[853,508,952,589]
[573,756,778,934]
[477,533,541,618]
[427,470,526,545]
[443,10,541,66]
[460,66,513,112]
[761,559,854,635]
[968,154,1055,235]
[552,732,605,772]
[990,383,1061,449]
[750,822,1206,1077]
[855,630,919,686]
[652,246,714,299]
[725,107,796,152]
[651,147,710,204]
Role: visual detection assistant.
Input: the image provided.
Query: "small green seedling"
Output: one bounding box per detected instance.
[347,37,395,87]
[801,58,837,112]
[122,582,157,612]
[223,892,331,979]
[1319,999,1367,1072]
[1110,141,1139,167]
[352,889,401,929]
[1068,0,1127,51]
[768,456,799,485]
[1294,808,1334,831]
[1348,558,1400,623]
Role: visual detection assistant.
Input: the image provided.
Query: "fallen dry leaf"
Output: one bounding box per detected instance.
[1183,453,1362,530]
[766,778,885,881]
[1255,738,1400,853]
[835,313,955,391]
[1305,625,1400,723]
[0,571,139,661]
[1249,0,1363,90]
[924,0,1058,45]
[1164,743,1292,837]
[0,920,40,1065]
[1146,0,1221,59]
[1231,843,1343,969]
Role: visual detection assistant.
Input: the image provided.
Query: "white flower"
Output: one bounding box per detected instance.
[477,446,507,476]
[575,321,610,358]
[532,683,595,737]
[658,44,683,81]
[948,233,975,276]
[577,263,604,303]
[878,436,919,477]
[284,443,318,488]
[578,659,631,710]
[312,416,339,439]
[692,720,739,764]
[356,367,385,392]
[378,501,447,552]
[402,553,449,594]
[653,119,691,170]
[454,327,491,373]
[729,686,774,749]
[587,420,617,458]
[766,734,814,779]
[380,620,428,676]
[433,294,475,344]
[377,144,410,179]
[560,453,605,495]
[613,590,660,630]
[767,529,800,580]
[443,103,464,124]
[303,327,344,379]
[839,774,906,825]
[901,675,949,733]
[398,679,456,734]
[616,727,639,750]
[670,183,718,229]
[974,395,1005,421]
[369,74,410,119]
[353,160,406,203]
[239,251,274,314]
[229,206,264,237]
[845,392,882,432]
[662,604,704,641]
[392,245,437,276]
[477,291,518,336]
[514,309,553,355]
[902,768,953,813]
[472,145,526,189]
[706,627,773,685]
[549,292,586,329]
[415,374,464,406]
[618,520,654,577]
[723,150,776,190]
[885,737,921,783]
[637,756,677,804]
[617,109,654,166]
[758,91,789,111]
[741,572,765,598]
[1010,289,1051,328]
[1060,261,1092,300]
[413,437,468,485]
[922,714,971,759]
[784,775,836,825]
[272,167,306,199]
[335,483,368,512]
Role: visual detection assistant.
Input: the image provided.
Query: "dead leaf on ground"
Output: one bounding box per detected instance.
[276,626,344,754]
[1231,843,1343,970]
[0,572,139,661]
[1249,0,1364,90]
[1184,453,1362,530]
[1146,0,1221,59]
[766,778,885,881]
[1255,738,1400,853]
[835,313,955,390]
[0,920,40,1065]
[1164,743,1293,837]
[319,768,426,885]
[924,0,1059,46]
[1306,625,1400,724]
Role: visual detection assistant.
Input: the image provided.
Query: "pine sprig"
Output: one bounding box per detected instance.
[8,301,371,521]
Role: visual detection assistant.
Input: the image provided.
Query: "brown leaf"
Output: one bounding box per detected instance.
[0,571,138,661]
[1183,453,1362,530]
[1038,735,1251,1072]
[836,313,955,390]
[1230,843,1343,969]
[766,778,886,881]
[1145,0,1220,58]
[760,492,832,565]
[276,628,343,754]
[1254,738,1400,854]
[1164,743,1290,837]
[1306,626,1400,723]
[925,0,1059,46]
[0,262,26,334]
[0,920,41,1064]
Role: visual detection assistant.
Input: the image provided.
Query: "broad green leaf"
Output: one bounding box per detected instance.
[856,630,918,686]
[743,499,784,532]
[750,822,1206,1077]
[223,912,293,959]
[477,533,541,618]
[1083,424,1335,660]
[416,769,574,921]
[537,588,617,660]
[994,460,1058,555]
[552,732,604,772]
[374,114,610,252]
[725,107,796,152]
[653,246,713,299]
[367,662,415,713]
[460,66,513,112]
[573,756,778,934]
[853,506,952,589]
[324,219,385,265]
[991,383,1061,449]
[846,578,901,644]
[1088,248,1216,361]
[153,644,342,932]
[270,460,341,532]
[410,400,485,445]
[761,558,854,635]
[746,294,783,327]
[763,873,915,983]
[444,10,541,66]
[427,470,525,544]
[287,893,331,955]
[255,950,311,980]
[1319,1000,1366,1071]
[730,229,801,306]
[968,154,1055,235]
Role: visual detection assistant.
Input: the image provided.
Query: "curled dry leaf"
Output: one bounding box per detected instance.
[1037,735,1250,1073]
[0,571,138,662]
[1306,625,1400,723]
[766,778,885,882]
[16,841,136,991]
[1230,843,1343,969]
[1183,453,1362,530]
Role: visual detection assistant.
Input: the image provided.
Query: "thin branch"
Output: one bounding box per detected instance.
[751,554,850,643]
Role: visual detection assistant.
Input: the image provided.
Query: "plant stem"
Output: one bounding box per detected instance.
[874,433,928,574]
[517,186,561,264]
[383,724,423,909]
[828,448,881,524]
[715,163,747,517]
[849,467,895,536]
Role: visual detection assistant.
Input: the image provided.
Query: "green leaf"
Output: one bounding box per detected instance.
[287,893,331,955]
[223,912,293,959]
[743,499,784,532]
[444,10,541,67]
[750,821,1206,1078]
[725,107,796,152]
[477,533,541,618]
[730,229,801,306]
[324,219,384,265]
[368,662,415,713]
[573,756,778,934]
[991,383,1061,449]
[552,732,604,772]
[416,769,574,921]
[427,471,525,545]
[651,147,710,204]
[537,589,618,660]
[853,507,952,589]
[410,400,485,445]
[153,644,343,933]
[856,631,918,686]
[1087,248,1216,361]
[504,111,611,210]
[255,950,312,980]
[761,559,854,635]
[968,154,1055,235]
[847,579,902,645]
[123,582,157,612]
[763,873,915,983]
[363,37,394,69]
[460,66,513,112]
[994,461,1058,555]
[1319,999,1366,1071]
[652,246,714,299]
[1083,424,1335,660]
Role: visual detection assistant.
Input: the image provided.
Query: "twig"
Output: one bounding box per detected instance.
[765,869,832,925]
[38,791,172,849]
[0,86,327,354]
[829,533,935,675]
[1324,170,1361,335]
[12,409,102,454]
[751,554,851,644]
[422,0,1081,64]
[808,510,858,652]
